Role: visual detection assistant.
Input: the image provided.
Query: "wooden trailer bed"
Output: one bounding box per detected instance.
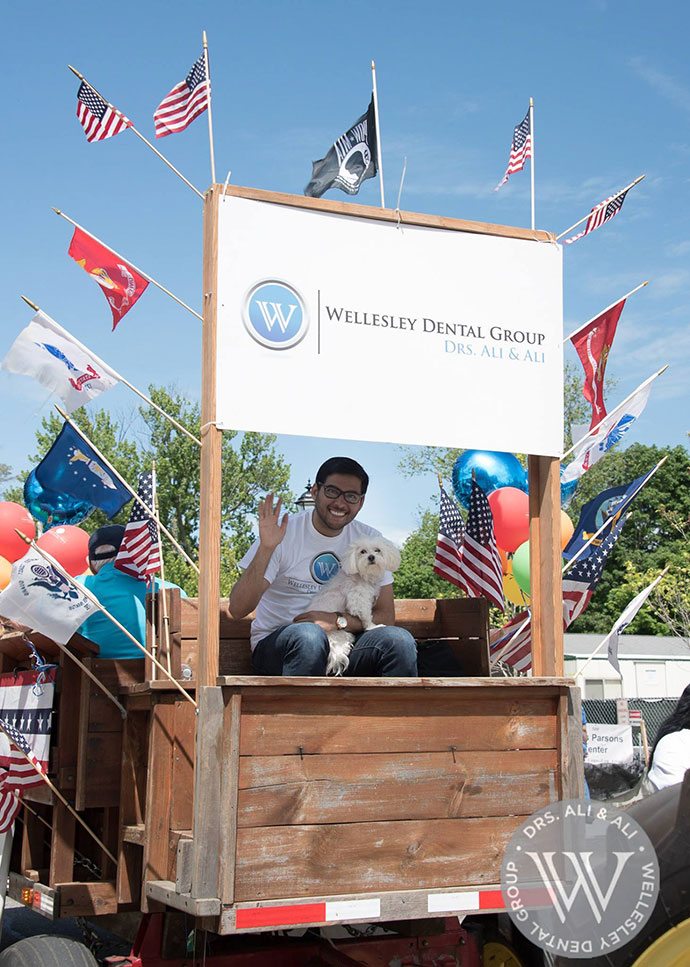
[1,592,582,934]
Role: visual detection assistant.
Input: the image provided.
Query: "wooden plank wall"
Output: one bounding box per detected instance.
[231,682,560,902]
[170,597,490,678]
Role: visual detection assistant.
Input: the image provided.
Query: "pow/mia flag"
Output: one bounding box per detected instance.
[305,98,378,198]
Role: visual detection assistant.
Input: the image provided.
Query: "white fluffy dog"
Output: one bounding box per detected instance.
[309,537,401,676]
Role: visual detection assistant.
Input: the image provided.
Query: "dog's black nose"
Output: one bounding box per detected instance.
[368,554,375,563]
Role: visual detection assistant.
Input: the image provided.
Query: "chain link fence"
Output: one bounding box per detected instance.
[582,697,677,744]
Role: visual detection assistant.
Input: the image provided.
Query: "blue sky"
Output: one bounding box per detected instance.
[2,1,688,545]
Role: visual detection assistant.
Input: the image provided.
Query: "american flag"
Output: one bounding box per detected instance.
[76,81,132,143]
[490,610,532,673]
[154,54,209,138]
[433,485,465,588]
[491,514,627,674]
[458,480,504,610]
[0,669,55,833]
[563,188,630,245]
[495,109,531,190]
[114,471,161,582]
[562,514,627,628]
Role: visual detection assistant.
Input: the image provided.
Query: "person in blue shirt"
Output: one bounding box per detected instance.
[77,525,185,659]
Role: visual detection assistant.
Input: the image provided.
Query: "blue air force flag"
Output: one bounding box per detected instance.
[34,423,131,518]
[0,549,96,644]
[563,467,657,562]
[2,311,119,413]
[305,98,378,198]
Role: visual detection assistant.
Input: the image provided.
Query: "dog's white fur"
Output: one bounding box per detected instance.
[309,536,401,676]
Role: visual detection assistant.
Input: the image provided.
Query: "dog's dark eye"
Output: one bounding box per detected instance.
[360,548,367,554]
[374,548,381,553]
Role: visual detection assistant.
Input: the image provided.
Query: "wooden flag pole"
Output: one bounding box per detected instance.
[20,296,201,447]
[556,174,645,241]
[562,281,649,344]
[16,532,198,709]
[0,719,117,865]
[54,405,200,575]
[43,637,126,719]
[562,365,668,462]
[371,61,385,208]
[68,66,204,200]
[52,209,203,323]
[202,31,217,186]
[529,97,535,231]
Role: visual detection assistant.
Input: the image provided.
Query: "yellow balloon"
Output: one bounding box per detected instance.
[0,555,11,590]
[503,563,531,608]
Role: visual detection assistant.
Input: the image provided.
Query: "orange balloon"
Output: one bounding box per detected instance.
[0,556,11,590]
[498,547,510,575]
[0,502,36,563]
[561,511,574,550]
[36,526,90,577]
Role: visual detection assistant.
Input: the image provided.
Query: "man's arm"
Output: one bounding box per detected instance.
[293,582,396,632]
[228,494,287,618]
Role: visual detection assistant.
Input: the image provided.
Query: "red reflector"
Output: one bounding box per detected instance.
[479,890,505,910]
[236,902,327,928]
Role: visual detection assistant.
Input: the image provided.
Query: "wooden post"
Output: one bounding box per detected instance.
[198,184,222,687]
[528,455,563,676]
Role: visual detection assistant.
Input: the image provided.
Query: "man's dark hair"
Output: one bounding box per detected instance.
[315,457,369,494]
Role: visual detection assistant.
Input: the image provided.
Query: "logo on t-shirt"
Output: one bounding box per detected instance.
[310,552,341,584]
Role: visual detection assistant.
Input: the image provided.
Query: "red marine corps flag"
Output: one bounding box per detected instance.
[68,228,149,330]
[571,299,626,429]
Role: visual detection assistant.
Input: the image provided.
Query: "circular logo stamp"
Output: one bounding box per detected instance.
[501,799,659,960]
[243,280,308,350]
[310,552,341,585]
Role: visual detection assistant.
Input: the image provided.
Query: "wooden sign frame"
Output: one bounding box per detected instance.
[198,184,563,687]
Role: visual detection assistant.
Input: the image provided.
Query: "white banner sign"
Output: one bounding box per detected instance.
[586,724,634,765]
[216,197,563,455]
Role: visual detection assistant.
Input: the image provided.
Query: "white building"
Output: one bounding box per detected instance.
[564,633,690,700]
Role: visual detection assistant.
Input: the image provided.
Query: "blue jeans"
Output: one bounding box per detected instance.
[252,622,418,677]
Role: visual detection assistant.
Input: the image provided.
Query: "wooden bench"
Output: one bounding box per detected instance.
[146,592,491,682]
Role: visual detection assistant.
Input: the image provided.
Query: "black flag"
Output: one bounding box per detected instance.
[305,98,378,198]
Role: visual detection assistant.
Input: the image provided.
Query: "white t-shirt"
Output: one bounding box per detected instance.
[239,510,393,649]
[648,729,690,791]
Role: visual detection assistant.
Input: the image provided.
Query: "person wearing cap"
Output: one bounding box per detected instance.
[77,525,186,660]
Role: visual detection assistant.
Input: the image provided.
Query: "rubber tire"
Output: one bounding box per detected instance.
[0,935,98,966]
[554,776,690,966]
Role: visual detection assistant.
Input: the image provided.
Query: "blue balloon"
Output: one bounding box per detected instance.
[452,450,527,509]
[23,470,93,529]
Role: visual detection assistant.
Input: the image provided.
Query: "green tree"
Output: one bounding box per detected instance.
[566,443,690,634]
[394,511,463,600]
[8,387,293,596]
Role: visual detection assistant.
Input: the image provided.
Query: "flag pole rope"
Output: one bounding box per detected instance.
[0,717,117,864]
[68,66,204,200]
[53,405,200,575]
[20,296,201,447]
[15,532,198,709]
[556,174,645,241]
[562,281,649,345]
[52,209,203,322]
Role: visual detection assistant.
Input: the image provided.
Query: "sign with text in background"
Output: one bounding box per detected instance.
[586,723,634,764]
[216,196,563,455]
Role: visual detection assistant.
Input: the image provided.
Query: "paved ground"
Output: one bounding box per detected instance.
[0,898,131,957]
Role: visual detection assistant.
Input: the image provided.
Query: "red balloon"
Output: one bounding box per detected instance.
[0,502,36,563]
[36,526,90,577]
[488,487,530,553]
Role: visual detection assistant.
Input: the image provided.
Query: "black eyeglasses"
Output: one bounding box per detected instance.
[318,484,364,505]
